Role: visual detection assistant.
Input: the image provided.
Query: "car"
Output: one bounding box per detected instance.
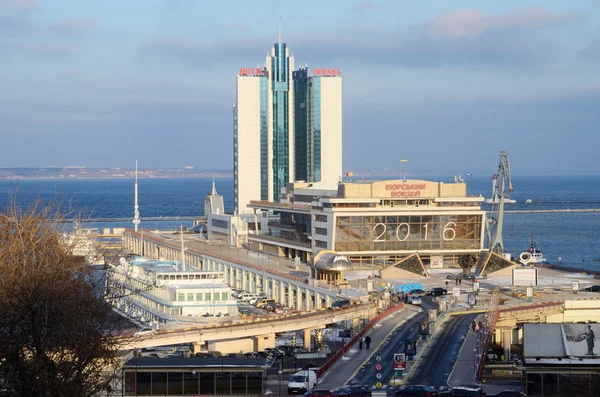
[303,389,334,397]
[330,299,351,310]
[134,327,156,337]
[409,289,426,297]
[493,391,526,397]
[333,385,372,397]
[449,385,485,396]
[395,385,439,396]
[583,285,600,292]
[427,287,448,296]
[408,296,422,305]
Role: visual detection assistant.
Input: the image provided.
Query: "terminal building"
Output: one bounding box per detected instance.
[206,177,486,282]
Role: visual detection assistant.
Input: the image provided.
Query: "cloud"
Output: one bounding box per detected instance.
[0,15,31,36]
[581,39,600,61]
[0,0,38,11]
[50,18,96,37]
[144,7,576,68]
[352,1,379,13]
[428,8,577,39]
[18,42,77,56]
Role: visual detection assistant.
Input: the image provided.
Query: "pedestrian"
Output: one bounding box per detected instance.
[445,279,449,287]
[478,321,484,332]
[471,320,476,332]
[475,322,480,332]
[455,277,458,285]
[459,277,462,285]
[359,337,363,350]
[365,335,372,350]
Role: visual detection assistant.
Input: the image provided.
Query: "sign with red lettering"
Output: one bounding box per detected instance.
[385,183,426,198]
[312,68,341,77]
[239,68,264,76]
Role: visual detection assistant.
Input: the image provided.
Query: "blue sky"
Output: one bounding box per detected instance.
[1,0,599,175]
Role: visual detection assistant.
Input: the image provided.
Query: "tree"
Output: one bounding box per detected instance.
[0,198,129,396]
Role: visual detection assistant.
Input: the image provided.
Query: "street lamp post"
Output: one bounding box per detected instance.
[473,348,477,377]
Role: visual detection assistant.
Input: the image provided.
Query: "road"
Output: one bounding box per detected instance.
[406,313,477,388]
[345,298,436,388]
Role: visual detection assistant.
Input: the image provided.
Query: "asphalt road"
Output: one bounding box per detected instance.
[346,298,436,388]
[406,313,477,388]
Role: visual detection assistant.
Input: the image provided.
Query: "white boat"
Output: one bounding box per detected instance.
[519,234,547,265]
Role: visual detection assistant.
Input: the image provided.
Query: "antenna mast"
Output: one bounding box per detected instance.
[133,160,141,232]
[278,16,281,44]
[180,225,186,271]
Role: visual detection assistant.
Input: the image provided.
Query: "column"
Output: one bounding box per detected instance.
[305,289,311,311]
[288,285,294,308]
[279,281,286,305]
[296,286,302,311]
[315,292,322,310]
[303,329,312,350]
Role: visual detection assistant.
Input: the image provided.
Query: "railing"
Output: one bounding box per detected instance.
[316,303,406,379]
[476,300,565,380]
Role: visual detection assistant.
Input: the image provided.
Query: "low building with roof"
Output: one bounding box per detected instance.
[122,357,268,396]
[107,256,238,325]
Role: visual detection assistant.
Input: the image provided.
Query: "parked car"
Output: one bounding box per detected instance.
[303,389,334,397]
[396,385,439,396]
[134,327,156,337]
[493,391,525,397]
[449,385,485,396]
[258,299,276,308]
[333,385,372,397]
[265,302,278,311]
[329,299,351,310]
[427,287,448,296]
[583,285,600,292]
[408,296,422,305]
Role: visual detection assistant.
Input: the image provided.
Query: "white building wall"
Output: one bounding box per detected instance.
[319,77,343,184]
[235,76,262,214]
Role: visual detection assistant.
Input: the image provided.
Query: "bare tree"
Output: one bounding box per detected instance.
[0,198,130,397]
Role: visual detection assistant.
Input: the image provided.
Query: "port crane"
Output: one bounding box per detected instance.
[486,150,514,254]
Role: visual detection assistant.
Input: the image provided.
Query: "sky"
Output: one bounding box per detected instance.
[0,0,599,176]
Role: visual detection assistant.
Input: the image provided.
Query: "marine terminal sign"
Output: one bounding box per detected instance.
[385,183,426,197]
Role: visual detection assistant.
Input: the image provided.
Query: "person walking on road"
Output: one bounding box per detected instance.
[359,337,363,350]
[471,320,477,332]
[365,335,372,350]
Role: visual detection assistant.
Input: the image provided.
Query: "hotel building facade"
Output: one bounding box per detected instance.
[233,41,342,215]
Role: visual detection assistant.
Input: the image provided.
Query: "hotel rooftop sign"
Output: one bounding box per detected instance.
[312,68,341,77]
[239,68,265,76]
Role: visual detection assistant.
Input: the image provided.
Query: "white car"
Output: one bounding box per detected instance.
[134,327,156,337]
[408,296,422,305]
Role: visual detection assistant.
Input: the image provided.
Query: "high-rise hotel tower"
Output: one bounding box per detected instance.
[234,41,342,215]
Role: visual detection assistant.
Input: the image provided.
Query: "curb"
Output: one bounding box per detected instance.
[322,308,422,388]
[397,311,454,385]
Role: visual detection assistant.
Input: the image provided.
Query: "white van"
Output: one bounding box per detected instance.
[287,370,317,394]
[241,293,257,302]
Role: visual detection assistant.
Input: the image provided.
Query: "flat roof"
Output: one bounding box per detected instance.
[123,357,268,369]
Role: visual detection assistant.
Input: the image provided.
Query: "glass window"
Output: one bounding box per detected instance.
[205,293,211,301]
[222,292,229,300]
[136,372,151,395]
[183,372,199,395]
[152,372,167,395]
[177,293,185,302]
[196,293,203,301]
[187,293,194,301]
[124,372,135,395]
[199,373,215,395]
[231,372,246,394]
[247,372,263,395]
[213,293,220,301]
[314,227,327,235]
[168,372,183,395]
[216,372,231,394]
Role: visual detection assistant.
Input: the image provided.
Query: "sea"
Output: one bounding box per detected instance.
[1,175,599,272]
